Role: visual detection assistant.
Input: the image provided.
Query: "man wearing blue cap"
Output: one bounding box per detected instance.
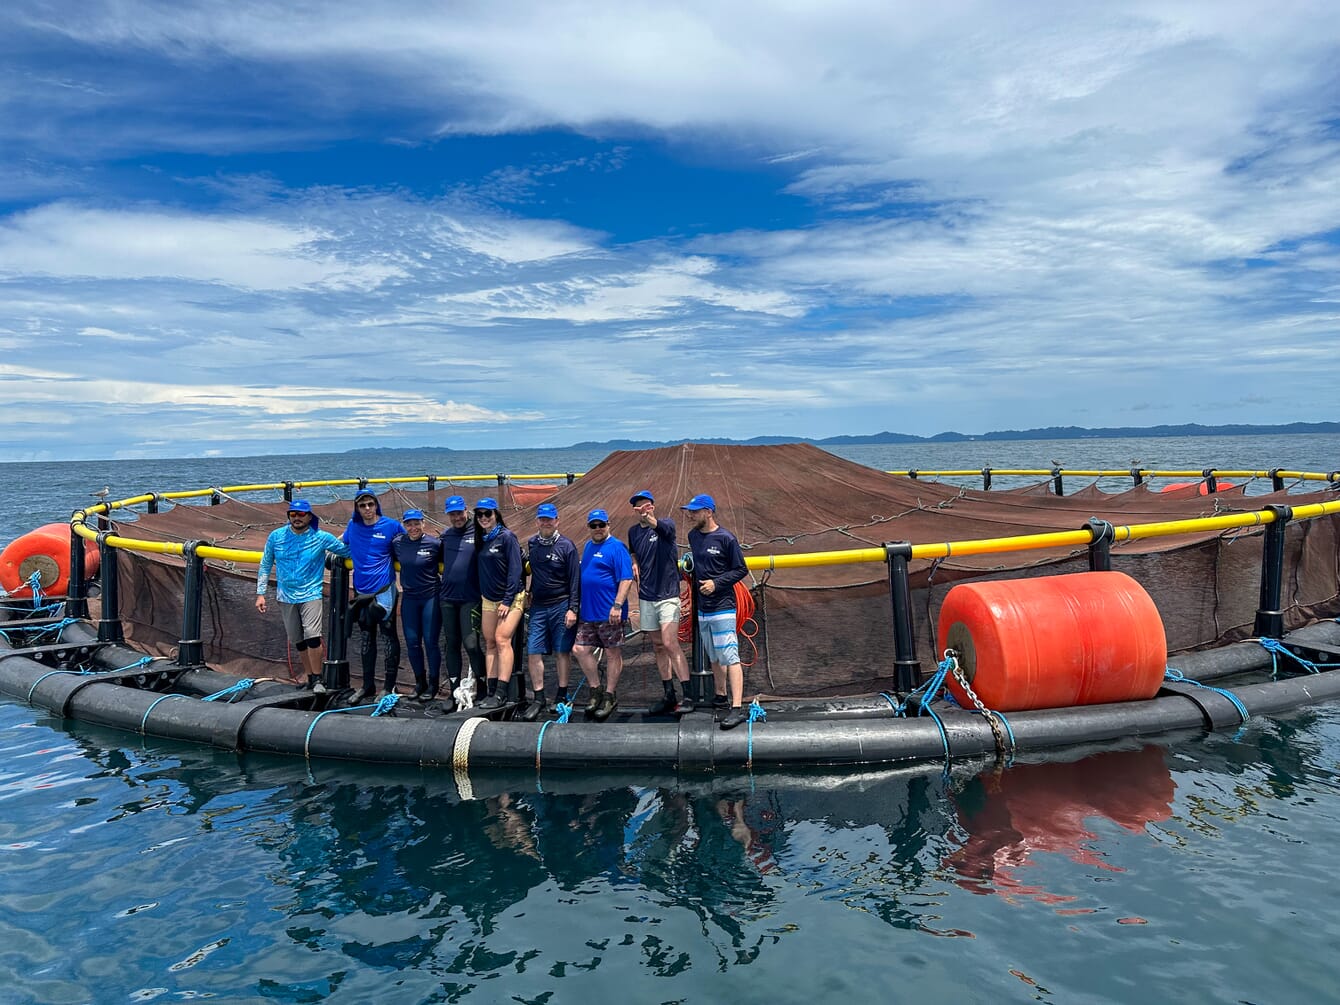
[255,500,350,686]
[683,494,750,729]
[574,508,634,721]
[392,509,444,702]
[522,502,580,720]
[628,490,692,715]
[439,494,484,703]
[343,490,406,701]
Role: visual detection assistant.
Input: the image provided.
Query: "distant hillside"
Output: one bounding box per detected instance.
[344,421,1339,455]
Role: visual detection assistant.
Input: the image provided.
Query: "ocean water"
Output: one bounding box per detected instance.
[2,433,1339,1003]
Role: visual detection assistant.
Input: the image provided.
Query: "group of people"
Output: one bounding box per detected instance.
[255,488,753,729]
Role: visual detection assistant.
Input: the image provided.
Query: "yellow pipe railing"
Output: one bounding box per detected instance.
[69,474,1340,573]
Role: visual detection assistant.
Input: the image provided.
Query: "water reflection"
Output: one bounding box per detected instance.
[7,707,1339,1000]
[941,746,1175,908]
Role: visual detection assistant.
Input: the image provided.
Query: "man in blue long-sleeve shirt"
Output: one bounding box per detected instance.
[522,502,580,720]
[255,500,350,685]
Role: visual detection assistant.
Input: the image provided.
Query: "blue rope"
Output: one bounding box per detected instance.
[1255,637,1335,678]
[111,656,155,673]
[202,679,256,702]
[141,693,186,732]
[877,692,898,712]
[1165,668,1250,723]
[553,679,584,724]
[0,617,80,643]
[303,693,399,758]
[745,698,767,768]
[25,656,158,702]
[27,571,44,606]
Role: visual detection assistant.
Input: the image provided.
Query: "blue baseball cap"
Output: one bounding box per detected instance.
[474,497,499,511]
[586,508,610,524]
[536,502,558,519]
[681,494,716,512]
[286,500,313,514]
[403,509,425,521]
[629,490,654,505]
[444,495,467,513]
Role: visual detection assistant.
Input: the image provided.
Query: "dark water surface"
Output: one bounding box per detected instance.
[2,435,1339,1002]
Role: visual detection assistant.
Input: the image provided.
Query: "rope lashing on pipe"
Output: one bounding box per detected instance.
[746,699,767,769]
[1164,668,1250,724]
[303,693,400,758]
[1255,637,1337,679]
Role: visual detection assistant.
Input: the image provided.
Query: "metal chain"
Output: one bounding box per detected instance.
[944,649,1011,756]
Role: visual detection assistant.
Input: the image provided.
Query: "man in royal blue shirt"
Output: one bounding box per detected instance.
[343,490,405,702]
[628,490,692,715]
[522,502,580,720]
[683,493,750,729]
[573,508,633,722]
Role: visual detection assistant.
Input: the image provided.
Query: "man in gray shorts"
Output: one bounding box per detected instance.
[627,490,692,715]
[256,500,351,685]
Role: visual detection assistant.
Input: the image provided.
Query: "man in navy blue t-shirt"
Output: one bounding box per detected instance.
[683,493,749,730]
[628,490,692,715]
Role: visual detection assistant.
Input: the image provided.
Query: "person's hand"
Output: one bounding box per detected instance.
[609,604,621,624]
[565,610,577,628]
[255,595,267,613]
[497,604,510,619]
[701,579,716,595]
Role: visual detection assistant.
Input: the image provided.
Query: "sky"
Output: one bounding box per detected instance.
[1,1,1337,461]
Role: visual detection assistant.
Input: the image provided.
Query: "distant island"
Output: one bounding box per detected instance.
[343,420,1340,455]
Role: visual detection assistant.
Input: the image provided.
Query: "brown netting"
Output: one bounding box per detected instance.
[99,443,1340,702]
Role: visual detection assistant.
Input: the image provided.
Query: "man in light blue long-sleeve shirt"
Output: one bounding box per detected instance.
[255,500,350,684]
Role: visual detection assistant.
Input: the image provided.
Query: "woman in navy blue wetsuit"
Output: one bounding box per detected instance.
[392,509,444,701]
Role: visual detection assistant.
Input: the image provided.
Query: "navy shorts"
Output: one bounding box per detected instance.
[527,601,576,654]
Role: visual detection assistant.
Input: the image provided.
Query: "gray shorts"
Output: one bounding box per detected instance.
[281,599,324,642]
[639,597,681,631]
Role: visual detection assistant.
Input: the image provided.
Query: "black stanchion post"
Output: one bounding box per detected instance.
[1253,505,1292,640]
[885,542,920,692]
[1269,468,1285,493]
[510,611,526,702]
[427,476,437,492]
[357,477,369,492]
[210,489,222,506]
[1202,468,1218,494]
[1052,467,1064,496]
[177,542,205,667]
[981,467,992,491]
[323,556,351,690]
[283,481,294,502]
[1130,467,1144,487]
[95,533,124,644]
[147,493,160,514]
[66,523,88,619]
[908,469,918,480]
[566,472,576,485]
[1086,518,1114,572]
[686,564,711,705]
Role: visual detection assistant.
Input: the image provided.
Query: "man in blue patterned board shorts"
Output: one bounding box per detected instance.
[573,508,634,722]
[683,493,750,730]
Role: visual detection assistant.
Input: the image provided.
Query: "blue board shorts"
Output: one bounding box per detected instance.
[697,609,740,667]
[526,601,576,655]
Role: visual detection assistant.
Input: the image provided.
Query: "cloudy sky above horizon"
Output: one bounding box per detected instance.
[2,1,1337,460]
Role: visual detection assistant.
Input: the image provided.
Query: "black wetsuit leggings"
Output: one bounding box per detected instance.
[440,598,485,685]
[359,606,402,693]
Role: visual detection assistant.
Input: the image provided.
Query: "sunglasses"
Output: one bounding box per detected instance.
[475,510,495,518]
[588,521,608,528]
[356,500,377,509]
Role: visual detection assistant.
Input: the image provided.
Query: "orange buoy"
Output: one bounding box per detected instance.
[936,571,1166,712]
[0,523,100,597]
[1160,480,1234,495]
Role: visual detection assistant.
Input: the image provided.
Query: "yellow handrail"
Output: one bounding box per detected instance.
[69,472,1340,573]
